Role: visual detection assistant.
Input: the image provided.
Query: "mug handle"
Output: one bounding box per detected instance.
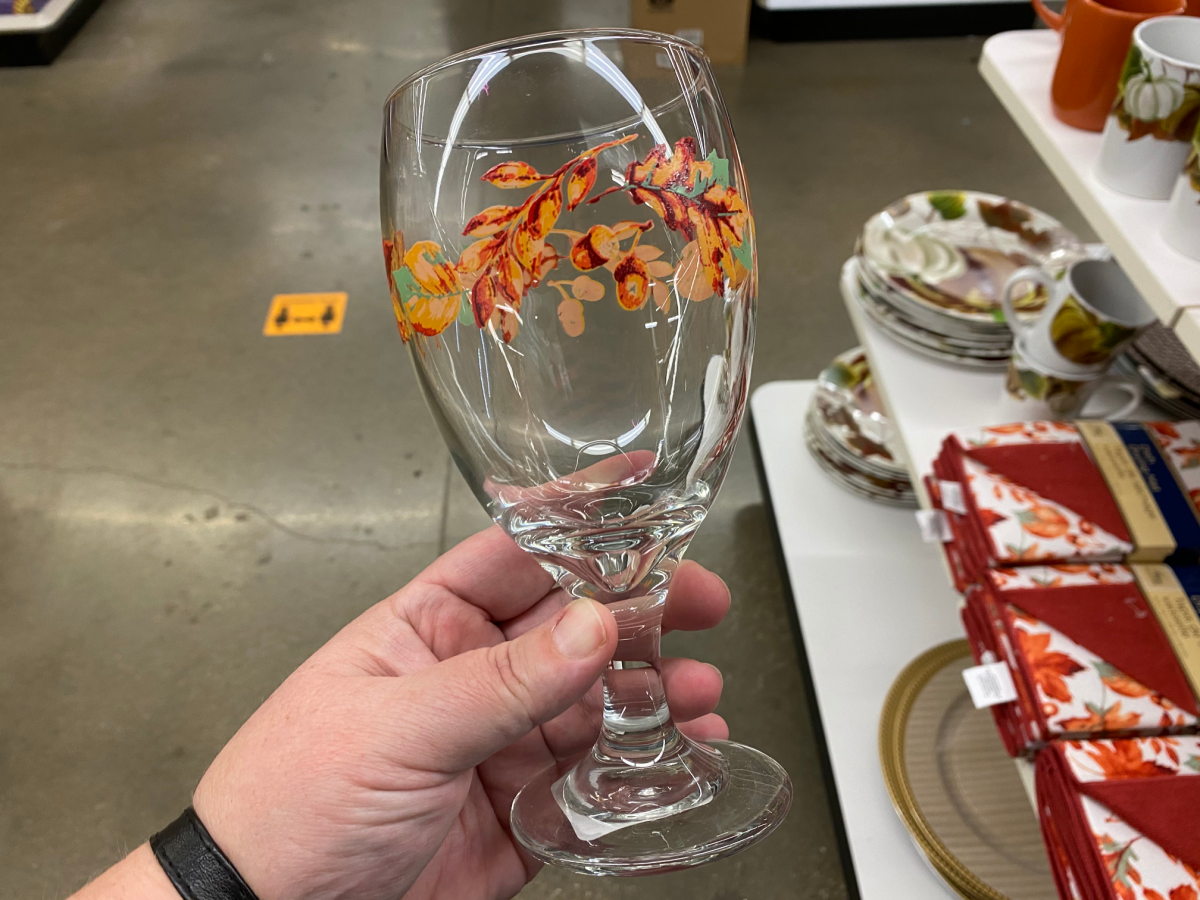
[1031,0,1065,32]
[1083,375,1143,420]
[1001,266,1052,340]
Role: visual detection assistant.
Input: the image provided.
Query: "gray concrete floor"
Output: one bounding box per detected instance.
[0,2,1091,898]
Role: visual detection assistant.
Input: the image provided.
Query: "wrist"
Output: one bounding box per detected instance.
[71,843,180,900]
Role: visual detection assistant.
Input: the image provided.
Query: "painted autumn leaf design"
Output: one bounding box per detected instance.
[1059,701,1143,733]
[1050,295,1137,366]
[1016,628,1084,702]
[1095,661,1154,699]
[382,236,414,342]
[978,198,1052,249]
[384,134,747,342]
[1150,421,1182,441]
[458,136,644,334]
[385,236,466,337]
[1083,740,1177,779]
[1173,442,1200,470]
[928,191,967,220]
[1099,835,1142,900]
[590,136,751,300]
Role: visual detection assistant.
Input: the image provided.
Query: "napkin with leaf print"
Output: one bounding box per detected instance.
[1036,737,1200,900]
[933,423,1133,590]
[962,565,1198,756]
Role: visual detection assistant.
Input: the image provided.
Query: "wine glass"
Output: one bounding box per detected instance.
[379,29,791,875]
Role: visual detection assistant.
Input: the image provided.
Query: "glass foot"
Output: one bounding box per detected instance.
[510,740,793,876]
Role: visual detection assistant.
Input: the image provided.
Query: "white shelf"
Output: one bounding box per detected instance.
[751,380,964,900]
[0,0,80,33]
[979,31,1200,352]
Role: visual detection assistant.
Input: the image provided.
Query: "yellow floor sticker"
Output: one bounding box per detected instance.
[264,293,347,335]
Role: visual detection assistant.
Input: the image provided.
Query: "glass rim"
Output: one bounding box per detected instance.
[382,27,709,110]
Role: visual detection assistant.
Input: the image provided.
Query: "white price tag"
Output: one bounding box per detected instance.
[916,509,952,543]
[962,662,1018,708]
[938,480,967,515]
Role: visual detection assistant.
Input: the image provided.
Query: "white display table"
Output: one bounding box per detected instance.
[750,380,963,900]
[979,31,1200,349]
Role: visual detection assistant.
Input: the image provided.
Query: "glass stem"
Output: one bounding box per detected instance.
[597,590,681,762]
[559,581,728,825]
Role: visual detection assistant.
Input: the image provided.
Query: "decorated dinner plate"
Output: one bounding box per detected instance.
[854,253,1014,342]
[843,263,1011,371]
[804,417,917,507]
[814,346,910,474]
[807,404,909,482]
[860,191,1084,325]
[853,269,1012,356]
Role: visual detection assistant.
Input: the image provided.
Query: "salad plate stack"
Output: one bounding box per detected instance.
[1116,321,1200,419]
[805,347,917,508]
[846,190,1088,369]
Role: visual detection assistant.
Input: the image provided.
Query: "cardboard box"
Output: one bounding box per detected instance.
[631,0,752,66]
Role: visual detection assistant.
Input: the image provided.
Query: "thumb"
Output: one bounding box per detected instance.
[393,598,617,773]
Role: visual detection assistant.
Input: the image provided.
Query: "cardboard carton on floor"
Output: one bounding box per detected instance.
[630,0,752,66]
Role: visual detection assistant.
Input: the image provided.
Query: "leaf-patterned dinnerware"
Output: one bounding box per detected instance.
[1003,335,1143,420]
[813,346,910,478]
[859,190,1085,327]
[806,347,916,506]
[854,252,1015,343]
[1001,258,1156,377]
[804,413,917,506]
[843,259,1013,370]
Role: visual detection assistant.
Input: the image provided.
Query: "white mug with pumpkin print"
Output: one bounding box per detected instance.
[1097,17,1200,201]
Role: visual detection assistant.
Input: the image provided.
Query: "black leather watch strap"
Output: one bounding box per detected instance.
[150,807,259,900]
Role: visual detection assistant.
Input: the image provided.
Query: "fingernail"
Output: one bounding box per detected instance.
[552,598,607,659]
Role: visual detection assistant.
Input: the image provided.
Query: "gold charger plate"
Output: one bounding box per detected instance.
[879,640,1057,900]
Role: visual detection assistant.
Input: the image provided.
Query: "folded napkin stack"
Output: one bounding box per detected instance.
[1036,736,1200,900]
[962,564,1200,756]
[930,422,1200,592]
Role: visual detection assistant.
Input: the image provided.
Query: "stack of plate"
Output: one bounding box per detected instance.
[880,641,1057,900]
[805,347,917,507]
[1116,322,1200,419]
[849,190,1087,369]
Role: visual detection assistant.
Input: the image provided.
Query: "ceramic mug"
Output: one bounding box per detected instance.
[1002,336,1144,420]
[1098,17,1200,198]
[1001,258,1156,375]
[1038,0,1186,132]
[1163,125,1200,258]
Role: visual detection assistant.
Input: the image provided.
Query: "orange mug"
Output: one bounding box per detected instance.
[1033,0,1185,131]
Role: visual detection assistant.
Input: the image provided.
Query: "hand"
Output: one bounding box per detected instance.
[183,525,730,900]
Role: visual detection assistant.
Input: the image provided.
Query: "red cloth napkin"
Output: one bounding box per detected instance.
[933,423,1133,589]
[1036,737,1200,900]
[962,566,1198,756]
